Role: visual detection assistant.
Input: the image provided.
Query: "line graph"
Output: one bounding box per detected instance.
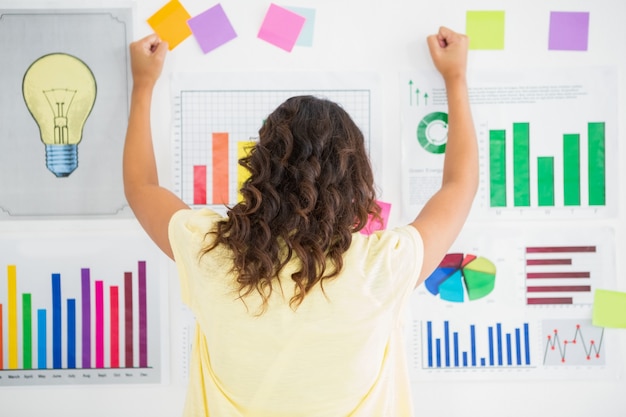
[542,319,605,366]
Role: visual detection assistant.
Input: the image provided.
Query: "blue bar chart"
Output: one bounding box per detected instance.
[422,320,534,370]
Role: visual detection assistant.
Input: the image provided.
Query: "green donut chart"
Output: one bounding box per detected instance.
[417,111,448,154]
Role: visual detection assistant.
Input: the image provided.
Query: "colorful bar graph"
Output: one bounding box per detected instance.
[424,320,532,369]
[1,261,151,373]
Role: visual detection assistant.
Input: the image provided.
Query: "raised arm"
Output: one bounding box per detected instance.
[123,34,189,260]
[411,27,478,287]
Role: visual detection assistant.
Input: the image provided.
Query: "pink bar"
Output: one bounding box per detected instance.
[194,165,207,205]
[526,258,572,266]
[527,272,590,279]
[526,246,596,253]
[95,281,104,368]
[527,297,573,305]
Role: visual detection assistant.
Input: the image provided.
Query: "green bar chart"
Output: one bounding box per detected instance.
[487,121,606,210]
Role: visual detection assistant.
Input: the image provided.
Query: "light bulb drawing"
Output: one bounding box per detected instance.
[22,53,97,177]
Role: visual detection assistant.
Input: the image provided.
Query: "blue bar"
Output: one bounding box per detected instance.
[52,274,62,369]
[524,323,531,365]
[488,326,495,366]
[67,299,76,369]
[444,321,450,367]
[497,323,503,365]
[37,309,47,369]
[470,325,477,366]
[453,332,459,367]
[427,321,433,367]
[462,351,468,367]
[515,328,522,366]
[506,333,512,365]
[435,338,441,367]
[480,357,486,366]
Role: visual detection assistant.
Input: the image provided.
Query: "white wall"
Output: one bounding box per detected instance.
[1,0,625,415]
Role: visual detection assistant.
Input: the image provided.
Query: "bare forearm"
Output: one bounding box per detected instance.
[441,77,478,194]
[123,85,159,199]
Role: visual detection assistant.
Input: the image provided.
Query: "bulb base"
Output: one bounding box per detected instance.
[45,144,78,177]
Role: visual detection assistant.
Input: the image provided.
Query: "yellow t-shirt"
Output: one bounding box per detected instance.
[169,208,423,417]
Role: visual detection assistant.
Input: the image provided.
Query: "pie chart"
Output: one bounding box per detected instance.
[425,253,496,302]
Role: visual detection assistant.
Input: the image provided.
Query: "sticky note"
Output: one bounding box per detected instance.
[466,11,505,50]
[286,6,316,47]
[187,4,237,54]
[548,11,590,51]
[361,201,391,236]
[258,3,306,52]
[147,0,192,50]
[592,289,626,328]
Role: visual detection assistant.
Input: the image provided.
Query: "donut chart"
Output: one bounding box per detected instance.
[425,253,496,302]
[417,111,448,154]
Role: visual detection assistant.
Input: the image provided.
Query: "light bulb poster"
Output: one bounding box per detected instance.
[0,8,133,217]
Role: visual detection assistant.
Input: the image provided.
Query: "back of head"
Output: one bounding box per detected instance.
[205,95,380,311]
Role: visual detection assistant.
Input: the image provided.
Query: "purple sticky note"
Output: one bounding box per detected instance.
[187,3,237,54]
[548,11,590,51]
[257,3,306,52]
[361,201,392,236]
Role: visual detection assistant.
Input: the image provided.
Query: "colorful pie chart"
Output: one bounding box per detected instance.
[425,253,496,302]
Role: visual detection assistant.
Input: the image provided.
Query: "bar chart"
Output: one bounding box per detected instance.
[421,320,534,370]
[488,121,606,209]
[172,74,378,208]
[0,231,162,386]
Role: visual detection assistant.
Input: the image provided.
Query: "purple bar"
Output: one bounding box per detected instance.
[527,272,590,279]
[81,268,91,368]
[526,258,572,266]
[527,285,591,292]
[138,261,148,368]
[527,297,573,305]
[526,246,596,253]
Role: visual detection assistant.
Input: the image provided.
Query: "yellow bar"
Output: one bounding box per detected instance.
[7,265,18,369]
[237,141,256,202]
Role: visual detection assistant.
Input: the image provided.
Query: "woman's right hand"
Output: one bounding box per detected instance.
[426,26,469,83]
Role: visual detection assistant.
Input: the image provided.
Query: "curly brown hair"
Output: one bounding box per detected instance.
[202,95,380,311]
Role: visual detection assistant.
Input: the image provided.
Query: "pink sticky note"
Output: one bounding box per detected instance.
[361,201,392,236]
[187,4,237,54]
[257,3,306,52]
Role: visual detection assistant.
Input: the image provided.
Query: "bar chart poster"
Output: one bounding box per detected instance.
[523,226,614,307]
[400,67,618,222]
[0,229,165,386]
[171,72,382,210]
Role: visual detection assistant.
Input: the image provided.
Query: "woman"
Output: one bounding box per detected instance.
[123,26,477,417]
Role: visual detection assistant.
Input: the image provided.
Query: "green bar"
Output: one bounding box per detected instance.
[537,157,555,206]
[588,122,606,205]
[23,293,32,369]
[513,123,530,206]
[489,130,506,207]
[563,134,581,206]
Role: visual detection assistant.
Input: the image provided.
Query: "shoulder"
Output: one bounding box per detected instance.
[354,225,423,256]
[168,208,225,246]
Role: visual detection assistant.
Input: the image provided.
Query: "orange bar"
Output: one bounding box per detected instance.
[212,132,229,205]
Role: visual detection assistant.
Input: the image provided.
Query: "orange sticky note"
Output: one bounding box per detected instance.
[147,0,192,50]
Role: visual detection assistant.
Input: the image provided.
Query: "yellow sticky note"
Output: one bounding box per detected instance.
[592,289,626,328]
[147,0,192,50]
[466,10,505,50]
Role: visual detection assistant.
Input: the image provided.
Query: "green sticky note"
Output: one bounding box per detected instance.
[466,11,505,50]
[592,289,626,328]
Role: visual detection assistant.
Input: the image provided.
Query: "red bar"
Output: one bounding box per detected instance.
[527,297,573,305]
[95,281,104,368]
[526,246,596,253]
[212,132,229,205]
[138,261,148,368]
[124,272,133,368]
[110,286,119,368]
[193,165,207,205]
[526,258,572,266]
[527,272,590,279]
[527,285,591,292]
